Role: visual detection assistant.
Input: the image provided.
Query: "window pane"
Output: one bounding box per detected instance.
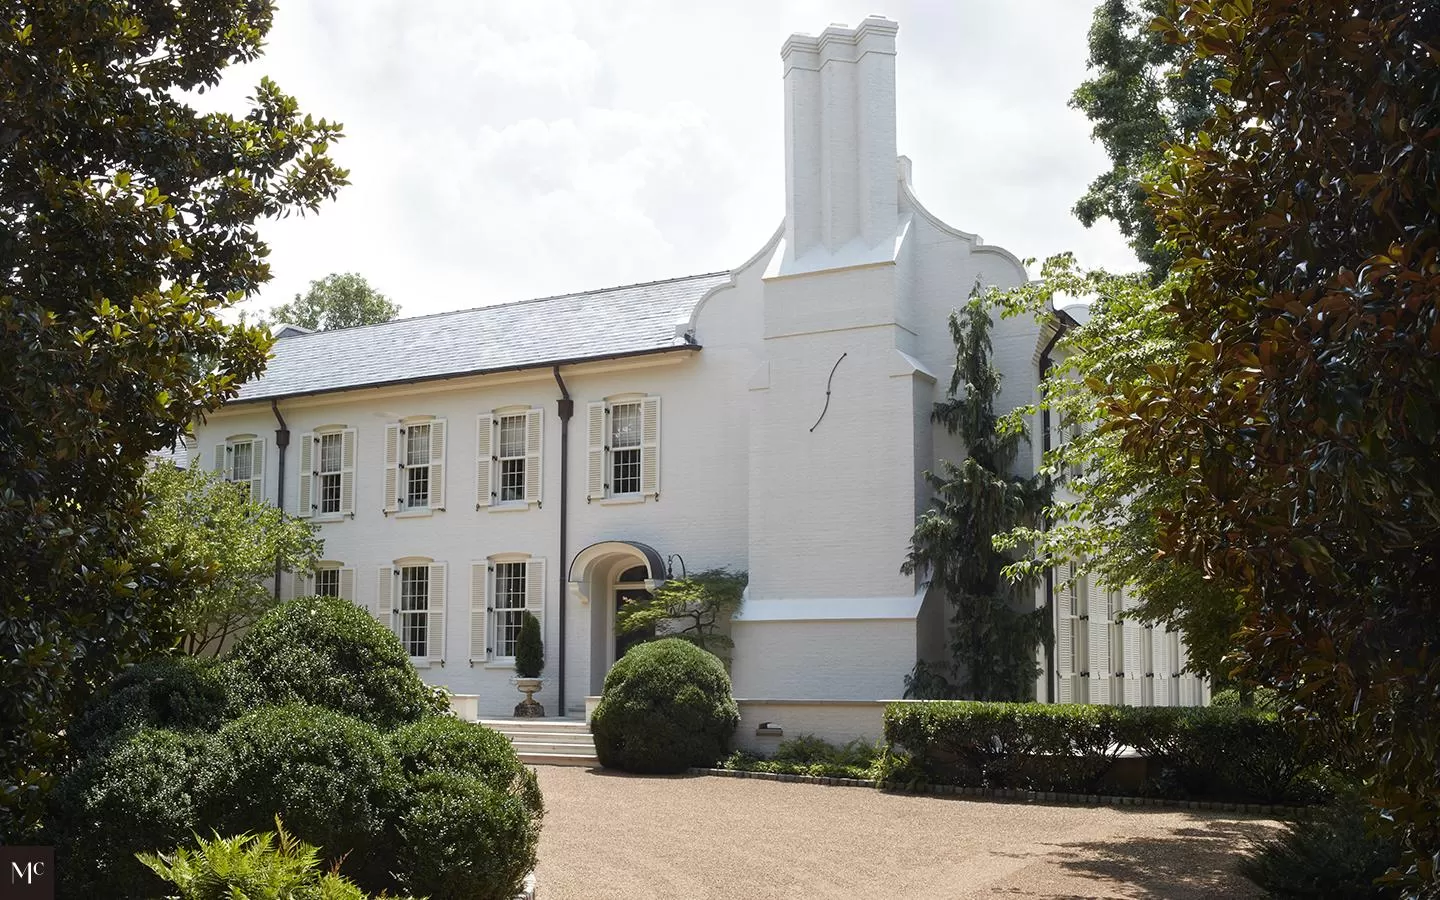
[493,562,527,658]
[498,415,526,458]
[611,403,641,448]
[613,448,641,495]
[318,433,343,474]
[406,424,430,466]
[321,472,341,513]
[314,568,340,598]
[499,458,525,502]
[406,465,429,507]
[400,565,429,657]
[231,442,253,481]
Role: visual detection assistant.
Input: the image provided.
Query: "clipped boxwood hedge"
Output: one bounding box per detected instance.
[223,595,436,729]
[884,701,1317,803]
[591,638,739,774]
[67,655,230,754]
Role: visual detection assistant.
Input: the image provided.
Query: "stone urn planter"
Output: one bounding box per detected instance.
[513,610,545,717]
[514,676,545,718]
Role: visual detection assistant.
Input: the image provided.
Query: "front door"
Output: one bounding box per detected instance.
[614,563,654,661]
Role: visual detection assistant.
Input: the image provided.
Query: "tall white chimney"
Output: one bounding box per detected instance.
[780,17,899,270]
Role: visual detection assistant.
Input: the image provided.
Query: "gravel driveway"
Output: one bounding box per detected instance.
[534,767,1279,899]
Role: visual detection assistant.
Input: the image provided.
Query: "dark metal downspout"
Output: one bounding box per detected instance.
[270,400,291,602]
[552,366,574,716]
[1038,321,1066,704]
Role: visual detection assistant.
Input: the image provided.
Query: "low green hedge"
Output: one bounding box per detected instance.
[884,701,1319,803]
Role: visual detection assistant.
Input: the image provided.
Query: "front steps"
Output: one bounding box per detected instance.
[481,717,598,767]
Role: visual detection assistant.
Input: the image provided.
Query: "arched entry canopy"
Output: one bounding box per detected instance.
[568,540,667,592]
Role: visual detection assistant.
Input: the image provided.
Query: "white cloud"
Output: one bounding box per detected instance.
[213,0,1136,318]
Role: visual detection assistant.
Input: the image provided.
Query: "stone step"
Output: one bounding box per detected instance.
[494,731,595,746]
[508,739,597,756]
[480,717,590,733]
[515,751,597,767]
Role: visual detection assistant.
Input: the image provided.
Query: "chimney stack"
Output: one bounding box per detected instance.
[780,17,899,270]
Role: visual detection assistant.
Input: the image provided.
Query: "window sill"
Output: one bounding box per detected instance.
[599,495,646,506]
[484,659,519,671]
[486,502,534,513]
[410,659,432,669]
[394,508,435,519]
[313,514,346,524]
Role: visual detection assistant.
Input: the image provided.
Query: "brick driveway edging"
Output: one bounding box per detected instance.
[686,767,1312,819]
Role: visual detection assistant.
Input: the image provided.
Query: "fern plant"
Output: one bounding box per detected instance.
[137,816,412,900]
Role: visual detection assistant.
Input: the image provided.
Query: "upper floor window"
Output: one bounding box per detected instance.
[476,408,542,509]
[384,419,446,514]
[587,396,660,502]
[215,435,264,502]
[298,427,356,520]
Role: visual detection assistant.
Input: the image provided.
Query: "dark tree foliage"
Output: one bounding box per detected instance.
[265,271,399,331]
[903,293,1050,701]
[1123,1,1440,889]
[0,1,346,837]
[1070,0,1219,279]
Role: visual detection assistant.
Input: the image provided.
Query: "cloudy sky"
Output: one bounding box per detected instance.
[210,1,1138,319]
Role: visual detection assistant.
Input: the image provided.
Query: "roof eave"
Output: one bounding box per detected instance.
[226,342,704,406]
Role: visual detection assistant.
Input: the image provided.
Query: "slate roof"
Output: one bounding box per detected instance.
[234,271,730,403]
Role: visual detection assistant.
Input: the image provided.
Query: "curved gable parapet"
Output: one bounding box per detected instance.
[899,175,1028,279]
[682,223,783,338]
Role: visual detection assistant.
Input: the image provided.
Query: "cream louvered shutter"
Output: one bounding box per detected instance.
[469,563,488,664]
[340,429,357,515]
[1152,628,1171,706]
[586,402,606,500]
[297,432,314,518]
[292,571,311,599]
[249,440,265,503]
[1089,592,1112,704]
[214,443,226,474]
[339,567,355,604]
[427,563,446,663]
[428,419,447,509]
[375,567,395,632]
[475,414,494,509]
[525,557,546,620]
[524,408,543,504]
[1123,595,1144,706]
[383,425,400,512]
[640,396,660,498]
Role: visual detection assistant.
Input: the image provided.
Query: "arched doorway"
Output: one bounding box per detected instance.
[613,564,655,661]
[566,540,667,696]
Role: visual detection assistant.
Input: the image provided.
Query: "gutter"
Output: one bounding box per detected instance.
[270,400,291,602]
[552,366,573,716]
[227,343,702,407]
[1037,317,1067,704]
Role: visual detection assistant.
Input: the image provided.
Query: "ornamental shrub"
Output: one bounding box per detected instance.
[884,700,1314,802]
[49,727,217,898]
[590,638,739,774]
[202,704,405,886]
[67,656,230,754]
[224,595,434,729]
[386,716,543,819]
[1239,790,1403,898]
[394,772,540,900]
[514,611,543,678]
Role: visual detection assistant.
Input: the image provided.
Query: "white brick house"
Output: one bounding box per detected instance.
[193,17,1203,744]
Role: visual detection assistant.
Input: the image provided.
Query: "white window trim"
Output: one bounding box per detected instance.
[487,406,541,511]
[389,555,444,666]
[388,417,446,516]
[310,426,353,522]
[488,555,529,663]
[217,434,264,502]
[588,394,659,503]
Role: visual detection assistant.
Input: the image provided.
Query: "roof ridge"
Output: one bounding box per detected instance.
[279,269,733,341]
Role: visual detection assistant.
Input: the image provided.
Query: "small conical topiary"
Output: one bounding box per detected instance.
[514,612,543,678]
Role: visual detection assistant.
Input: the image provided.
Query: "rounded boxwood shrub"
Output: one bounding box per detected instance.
[223,595,434,729]
[590,638,739,774]
[387,716,543,819]
[202,703,404,887]
[68,655,230,754]
[49,726,217,898]
[394,772,541,900]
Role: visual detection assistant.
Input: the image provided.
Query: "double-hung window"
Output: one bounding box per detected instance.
[399,565,429,658]
[215,436,264,502]
[291,562,353,602]
[468,556,546,665]
[586,396,660,501]
[314,566,341,598]
[384,419,446,513]
[476,409,542,509]
[492,561,527,659]
[297,428,356,520]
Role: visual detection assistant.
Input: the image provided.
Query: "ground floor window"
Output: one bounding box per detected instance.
[493,561,527,658]
[400,565,429,657]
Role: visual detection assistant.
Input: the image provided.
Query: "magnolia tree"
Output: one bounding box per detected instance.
[141,463,322,656]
